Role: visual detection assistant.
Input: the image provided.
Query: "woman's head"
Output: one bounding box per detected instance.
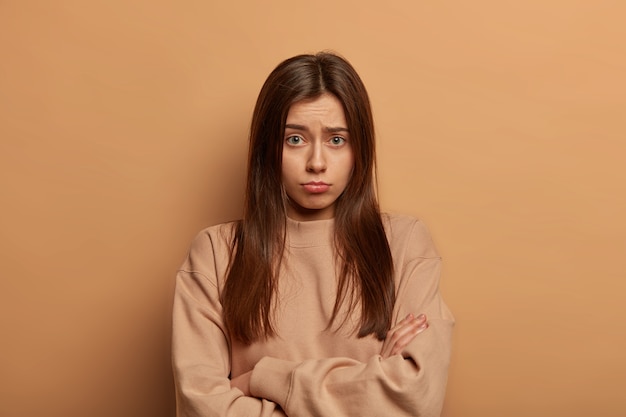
[245,52,377,220]
[225,52,393,344]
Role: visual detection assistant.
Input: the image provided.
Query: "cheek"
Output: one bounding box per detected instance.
[280,155,296,183]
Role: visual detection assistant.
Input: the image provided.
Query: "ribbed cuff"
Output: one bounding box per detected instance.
[249,356,298,407]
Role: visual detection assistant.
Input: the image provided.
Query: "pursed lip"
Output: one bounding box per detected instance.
[302,181,330,193]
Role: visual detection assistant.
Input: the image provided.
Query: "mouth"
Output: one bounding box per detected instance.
[302,181,330,193]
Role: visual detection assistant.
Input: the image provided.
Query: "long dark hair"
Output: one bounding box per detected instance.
[222,52,394,344]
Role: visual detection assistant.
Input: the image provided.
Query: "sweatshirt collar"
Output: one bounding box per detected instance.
[285,216,335,247]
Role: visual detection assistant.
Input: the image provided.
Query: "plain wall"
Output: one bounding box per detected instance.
[1,1,625,416]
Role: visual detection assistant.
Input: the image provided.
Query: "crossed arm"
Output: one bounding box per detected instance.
[173,218,454,417]
[230,313,429,395]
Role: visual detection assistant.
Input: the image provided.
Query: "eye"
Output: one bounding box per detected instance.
[330,136,346,146]
[286,135,303,145]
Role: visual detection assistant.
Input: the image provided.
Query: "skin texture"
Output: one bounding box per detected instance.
[281,93,355,221]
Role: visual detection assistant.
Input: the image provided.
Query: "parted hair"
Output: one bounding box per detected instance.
[221,52,394,344]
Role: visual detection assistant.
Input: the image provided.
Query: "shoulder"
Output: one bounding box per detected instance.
[381,213,440,259]
[181,220,239,274]
[191,220,238,247]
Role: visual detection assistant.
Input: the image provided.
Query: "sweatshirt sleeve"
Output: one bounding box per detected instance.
[248,217,455,417]
[172,228,287,417]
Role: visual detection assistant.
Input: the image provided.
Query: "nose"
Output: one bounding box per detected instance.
[306,142,327,173]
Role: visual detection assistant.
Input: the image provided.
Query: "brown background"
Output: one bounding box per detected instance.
[1,1,625,416]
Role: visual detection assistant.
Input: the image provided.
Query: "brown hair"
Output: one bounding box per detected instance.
[222,52,394,344]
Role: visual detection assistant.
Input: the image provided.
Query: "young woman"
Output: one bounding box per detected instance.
[172,52,454,417]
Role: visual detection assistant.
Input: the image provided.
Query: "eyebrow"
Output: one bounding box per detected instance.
[285,123,349,134]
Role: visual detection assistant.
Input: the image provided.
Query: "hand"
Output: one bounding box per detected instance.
[380,313,428,359]
[230,370,252,396]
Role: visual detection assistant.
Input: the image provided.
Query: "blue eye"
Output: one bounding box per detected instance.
[330,136,345,146]
[286,136,303,145]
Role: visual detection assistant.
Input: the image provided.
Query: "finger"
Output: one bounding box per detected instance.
[388,314,426,341]
[384,314,429,356]
[390,321,429,356]
[390,313,414,332]
[386,313,420,337]
[381,320,411,355]
[381,314,426,358]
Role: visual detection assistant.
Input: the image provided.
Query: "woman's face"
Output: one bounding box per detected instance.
[281,93,354,221]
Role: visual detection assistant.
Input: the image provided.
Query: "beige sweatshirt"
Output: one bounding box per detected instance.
[172,213,454,417]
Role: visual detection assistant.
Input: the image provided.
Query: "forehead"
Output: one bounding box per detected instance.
[286,93,347,126]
